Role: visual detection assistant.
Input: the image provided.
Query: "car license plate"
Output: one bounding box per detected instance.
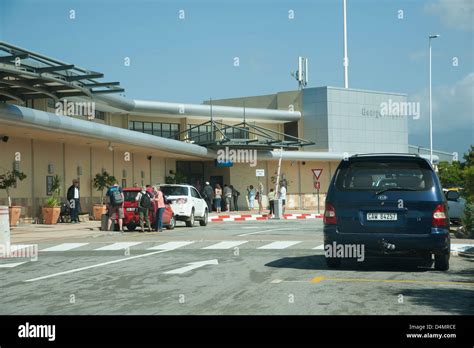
[126,208,135,212]
[367,212,397,221]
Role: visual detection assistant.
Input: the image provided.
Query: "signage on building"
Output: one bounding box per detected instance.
[256,169,265,177]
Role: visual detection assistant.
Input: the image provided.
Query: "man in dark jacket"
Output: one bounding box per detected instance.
[67,179,81,223]
[202,181,214,212]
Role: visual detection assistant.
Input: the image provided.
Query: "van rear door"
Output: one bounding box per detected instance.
[333,158,439,235]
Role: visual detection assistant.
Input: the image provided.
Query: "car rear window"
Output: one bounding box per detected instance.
[335,159,434,192]
[161,186,189,196]
[123,190,139,202]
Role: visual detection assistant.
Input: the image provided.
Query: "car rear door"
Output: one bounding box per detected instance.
[334,158,439,235]
[191,187,204,216]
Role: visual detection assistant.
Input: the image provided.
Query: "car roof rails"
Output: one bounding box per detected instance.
[351,153,420,158]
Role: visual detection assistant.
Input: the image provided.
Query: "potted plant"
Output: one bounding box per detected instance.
[42,175,61,224]
[92,171,116,220]
[0,169,27,227]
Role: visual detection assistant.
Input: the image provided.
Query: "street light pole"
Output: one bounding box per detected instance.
[429,34,440,164]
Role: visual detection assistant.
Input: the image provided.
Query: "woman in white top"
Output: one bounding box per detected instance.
[279,185,287,213]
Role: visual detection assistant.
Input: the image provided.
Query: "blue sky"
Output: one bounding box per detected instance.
[0,0,472,156]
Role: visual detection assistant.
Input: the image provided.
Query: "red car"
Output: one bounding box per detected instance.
[122,187,175,231]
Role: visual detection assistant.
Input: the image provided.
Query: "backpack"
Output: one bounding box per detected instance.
[109,186,124,206]
[140,192,152,209]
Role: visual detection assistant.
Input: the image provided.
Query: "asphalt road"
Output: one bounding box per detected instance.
[0,219,473,315]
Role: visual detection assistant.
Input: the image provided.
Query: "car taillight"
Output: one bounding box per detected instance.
[432,204,448,227]
[324,203,337,225]
[177,198,187,204]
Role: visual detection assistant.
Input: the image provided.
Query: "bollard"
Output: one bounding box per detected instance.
[272,199,283,219]
[0,206,11,258]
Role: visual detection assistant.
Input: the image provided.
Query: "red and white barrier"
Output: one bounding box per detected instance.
[210,213,323,222]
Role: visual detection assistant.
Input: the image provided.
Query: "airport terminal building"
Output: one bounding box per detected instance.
[0,42,453,220]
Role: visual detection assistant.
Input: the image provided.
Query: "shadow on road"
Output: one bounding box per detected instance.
[387,287,474,315]
[265,255,434,272]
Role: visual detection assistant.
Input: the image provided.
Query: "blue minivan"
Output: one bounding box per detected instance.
[323,154,450,270]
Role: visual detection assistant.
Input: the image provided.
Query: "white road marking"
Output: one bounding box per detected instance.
[313,244,325,250]
[147,241,194,250]
[164,259,218,275]
[94,242,142,251]
[24,249,172,282]
[0,261,28,268]
[202,241,247,249]
[41,243,89,252]
[258,241,301,249]
[451,244,473,252]
[238,227,295,237]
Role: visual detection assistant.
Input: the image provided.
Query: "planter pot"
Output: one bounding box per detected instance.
[8,206,21,227]
[93,204,107,221]
[42,206,61,225]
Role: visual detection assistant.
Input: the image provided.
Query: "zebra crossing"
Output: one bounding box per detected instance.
[36,240,319,252]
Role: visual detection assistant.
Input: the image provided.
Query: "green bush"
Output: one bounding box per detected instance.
[462,203,474,239]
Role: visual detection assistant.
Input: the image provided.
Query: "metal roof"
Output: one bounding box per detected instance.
[0,41,124,104]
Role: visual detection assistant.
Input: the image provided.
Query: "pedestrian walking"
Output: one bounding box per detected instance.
[202,181,214,212]
[106,180,125,232]
[214,184,222,214]
[267,188,275,216]
[247,185,256,210]
[66,179,81,223]
[223,184,232,212]
[153,186,166,232]
[135,186,152,232]
[231,185,240,211]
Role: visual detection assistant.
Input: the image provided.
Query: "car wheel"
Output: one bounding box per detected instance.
[185,209,195,227]
[199,209,208,226]
[434,251,450,271]
[166,216,176,230]
[325,257,341,268]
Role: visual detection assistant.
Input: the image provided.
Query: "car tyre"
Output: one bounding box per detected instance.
[434,251,450,271]
[166,215,176,230]
[185,209,195,227]
[326,257,342,268]
[199,209,208,226]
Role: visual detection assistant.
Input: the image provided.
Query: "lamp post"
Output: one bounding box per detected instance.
[429,34,440,164]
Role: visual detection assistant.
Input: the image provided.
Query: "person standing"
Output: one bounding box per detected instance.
[267,188,275,216]
[223,184,232,213]
[279,184,287,214]
[106,181,125,232]
[67,179,81,223]
[257,182,264,214]
[202,181,214,212]
[154,186,166,232]
[247,185,256,210]
[136,186,152,232]
[231,185,240,211]
[214,184,222,214]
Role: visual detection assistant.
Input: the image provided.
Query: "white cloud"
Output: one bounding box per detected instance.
[409,72,474,135]
[425,0,474,31]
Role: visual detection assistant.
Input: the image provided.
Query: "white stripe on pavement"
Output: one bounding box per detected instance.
[41,243,89,252]
[313,244,325,250]
[257,241,301,249]
[95,242,142,251]
[451,244,473,252]
[202,241,248,250]
[147,241,195,250]
[0,262,28,268]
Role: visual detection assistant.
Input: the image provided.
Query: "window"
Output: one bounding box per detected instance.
[94,110,105,120]
[187,124,212,142]
[191,188,201,198]
[161,186,189,196]
[129,121,180,139]
[335,160,434,192]
[224,126,248,139]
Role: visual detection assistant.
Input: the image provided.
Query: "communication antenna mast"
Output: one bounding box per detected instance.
[291,56,308,90]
